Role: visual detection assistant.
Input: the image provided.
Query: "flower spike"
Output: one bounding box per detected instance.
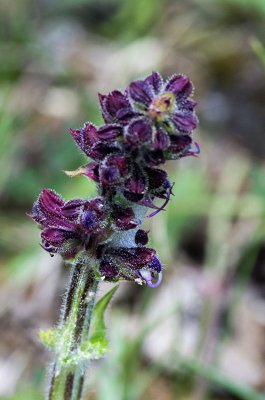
[30,71,199,285]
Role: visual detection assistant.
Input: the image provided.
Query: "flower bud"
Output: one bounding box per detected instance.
[135,229,149,246]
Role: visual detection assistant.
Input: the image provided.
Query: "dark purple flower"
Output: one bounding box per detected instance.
[30,190,84,258]
[29,190,108,258]
[70,123,122,160]
[99,246,163,287]
[98,72,198,163]
[126,72,198,139]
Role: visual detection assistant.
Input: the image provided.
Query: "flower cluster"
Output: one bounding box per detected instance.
[30,72,199,287]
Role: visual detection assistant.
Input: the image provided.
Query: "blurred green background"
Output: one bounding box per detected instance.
[0,0,265,399]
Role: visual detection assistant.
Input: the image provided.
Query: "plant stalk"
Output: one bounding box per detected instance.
[48,262,99,400]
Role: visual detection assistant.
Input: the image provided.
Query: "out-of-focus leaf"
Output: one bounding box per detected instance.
[251,38,265,70]
[1,387,44,400]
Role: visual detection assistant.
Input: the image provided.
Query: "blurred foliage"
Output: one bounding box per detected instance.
[0,0,265,399]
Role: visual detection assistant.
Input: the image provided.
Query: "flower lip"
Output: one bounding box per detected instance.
[139,269,163,288]
[185,141,201,156]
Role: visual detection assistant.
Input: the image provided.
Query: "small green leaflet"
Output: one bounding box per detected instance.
[89,284,119,345]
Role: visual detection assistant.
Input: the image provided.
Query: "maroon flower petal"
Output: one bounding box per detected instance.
[41,227,67,246]
[108,154,128,175]
[171,111,198,133]
[109,247,156,268]
[61,199,84,219]
[124,165,147,202]
[181,98,197,111]
[98,93,111,124]
[167,134,192,155]
[43,217,76,231]
[85,197,106,214]
[126,118,152,144]
[101,90,132,123]
[165,74,193,98]
[153,128,170,150]
[70,123,98,155]
[97,124,122,140]
[128,80,153,108]
[116,107,138,124]
[112,207,140,231]
[144,71,163,94]
[38,189,65,218]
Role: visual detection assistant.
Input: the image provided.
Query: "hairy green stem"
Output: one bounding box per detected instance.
[48,262,98,400]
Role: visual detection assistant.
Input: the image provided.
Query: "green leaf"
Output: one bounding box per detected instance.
[89,285,119,344]
[251,38,265,69]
